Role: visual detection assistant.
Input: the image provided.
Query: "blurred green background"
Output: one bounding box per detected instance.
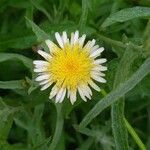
[0,0,150,150]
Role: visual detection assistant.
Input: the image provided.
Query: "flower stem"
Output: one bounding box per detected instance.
[48,104,64,150]
[124,118,146,150]
[100,89,107,97]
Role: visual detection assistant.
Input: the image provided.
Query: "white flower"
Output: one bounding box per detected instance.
[33,31,107,104]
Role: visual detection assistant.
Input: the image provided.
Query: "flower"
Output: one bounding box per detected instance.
[33,31,107,104]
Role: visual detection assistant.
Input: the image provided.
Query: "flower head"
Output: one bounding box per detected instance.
[33,31,107,104]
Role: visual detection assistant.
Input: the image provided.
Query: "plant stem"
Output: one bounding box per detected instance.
[124,118,146,150]
[48,104,64,150]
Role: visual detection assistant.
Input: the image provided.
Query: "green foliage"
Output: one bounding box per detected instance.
[0,0,150,150]
[101,6,150,28]
[79,57,150,128]
[111,46,139,150]
[0,80,25,89]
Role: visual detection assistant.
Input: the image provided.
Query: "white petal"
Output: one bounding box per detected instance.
[83,39,95,51]
[33,60,49,66]
[37,72,46,76]
[62,31,68,44]
[90,52,100,58]
[91,74,106,83]
[34,68,47,72]
[45,39,52,49]
[93,58,107,65]
[85,85,92,96]
[45,40,56,52]
[55,88,66,103]
[49,85,59,99]
[41,82,52,91]
[88,80,100,91]
[34,65,48,70]
[39,80,50,85]
[73,31,79,44]
[55,32,64,48]
[90,47,104,58]
[91,70,105,77]
[92,65,107,72]
[88,39,96,49]
[70,32,74,45]
[78,87,87,102]
[84,41,91,49]
[92,66,102,71]
[35,74,50,81]
[99,66,107,71]
[99,72,105,76]
[78,34,86,47]
[98,47,104,53]
[45,40,61,55]
[91,45,99,52]
[38,50,52,60]
[59,88,66,103]
[67,89,70,98]
[70,90,77,105]
[82,86,91,100]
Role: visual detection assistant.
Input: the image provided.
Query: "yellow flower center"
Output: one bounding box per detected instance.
[48,44,94,90]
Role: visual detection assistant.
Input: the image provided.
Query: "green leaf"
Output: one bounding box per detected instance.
[111,98,128,150]
[26,18,50,41]
[79,57,150,129]
[31,0,52,22]
[1,142,30,150]
[0,98,7,108]
[0,107,15,140]
[14,105,48,149]
[143,20,150,57]
[75,122,114,149]
[8,0,30,8]
[0,35,36,50]
[106,59,119,89]
[79,0,89,31]
[26,18,51,52]
[25,6,34,28]
[111,46,140,149]
[31,104,46,146]
[0,141,11,150]
[101,7,150,28]
[0,80,25,89]
[0,53,33,75]
[77,137,93,150]
[0,0,8,13]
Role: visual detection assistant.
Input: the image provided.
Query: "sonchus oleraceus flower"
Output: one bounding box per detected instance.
[33,31,107,104]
